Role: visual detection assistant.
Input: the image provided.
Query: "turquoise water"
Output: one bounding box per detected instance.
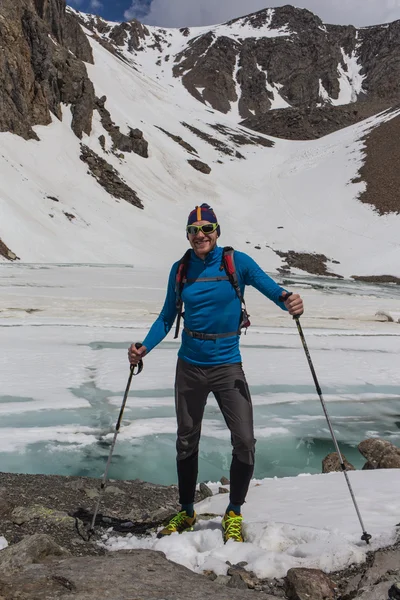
[0,391,399,484]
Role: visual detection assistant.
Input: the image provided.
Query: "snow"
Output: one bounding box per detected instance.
[0,537,8,551]
[103,470,400,579]
[0,264,399,575]
[319,48,366,106]
[1,13,400,276]
[332,48,366,105]
[1,9,400,575]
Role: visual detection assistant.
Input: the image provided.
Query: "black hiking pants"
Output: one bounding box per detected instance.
[175,358,255,507]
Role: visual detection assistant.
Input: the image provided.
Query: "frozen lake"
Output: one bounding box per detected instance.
[1,264,399,484]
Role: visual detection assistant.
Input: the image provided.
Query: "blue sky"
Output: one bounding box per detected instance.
[67,0,400,28]
[67,0,152,22]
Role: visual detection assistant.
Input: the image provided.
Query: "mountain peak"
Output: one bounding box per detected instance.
[226,5,324,32]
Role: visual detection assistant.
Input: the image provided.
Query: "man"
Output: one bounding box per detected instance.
[129,203,303,542]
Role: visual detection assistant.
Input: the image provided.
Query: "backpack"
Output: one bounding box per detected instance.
[174,246,251,340]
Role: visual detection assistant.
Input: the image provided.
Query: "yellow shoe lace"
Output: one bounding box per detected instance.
[165,511,192,532]
[223,512,243,542]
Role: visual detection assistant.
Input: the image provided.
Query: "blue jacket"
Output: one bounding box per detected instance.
[142,246,288,365]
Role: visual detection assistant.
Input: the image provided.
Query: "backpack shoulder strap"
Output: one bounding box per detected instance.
[221,247,242,301]
[221,247,251,332]
[174,249,191,339]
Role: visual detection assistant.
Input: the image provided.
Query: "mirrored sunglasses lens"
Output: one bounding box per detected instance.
[201,224,215,233]
[187,226,198,235]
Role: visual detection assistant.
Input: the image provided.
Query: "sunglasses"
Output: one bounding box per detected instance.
[186,223,218,235]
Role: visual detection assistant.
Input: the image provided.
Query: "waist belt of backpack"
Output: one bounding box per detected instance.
[183,327,239,340]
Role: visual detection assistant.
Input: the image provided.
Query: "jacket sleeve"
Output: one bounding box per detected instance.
[239,252,288,310]
[142,263,179,353]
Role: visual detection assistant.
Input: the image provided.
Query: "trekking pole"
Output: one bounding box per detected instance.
[292,311,372,545]
[88,343,144,536]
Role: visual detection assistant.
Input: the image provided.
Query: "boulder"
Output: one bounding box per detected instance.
[286,568,336,600]
[358,439,400,469]
[322,452,355,473]
[0,534,69,576]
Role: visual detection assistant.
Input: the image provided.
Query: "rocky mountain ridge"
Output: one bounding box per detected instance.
[73,4,400,132]
[0,0,400,276]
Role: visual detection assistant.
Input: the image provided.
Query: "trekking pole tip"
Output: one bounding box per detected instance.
[361,532,372,544]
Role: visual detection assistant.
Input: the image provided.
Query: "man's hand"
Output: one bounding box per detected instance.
[128,344,147,365]
[283,292,304,317]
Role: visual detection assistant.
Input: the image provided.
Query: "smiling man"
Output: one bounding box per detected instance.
[129,203,303,543]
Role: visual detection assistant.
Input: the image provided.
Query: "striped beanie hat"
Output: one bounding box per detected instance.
[187,203,220,237]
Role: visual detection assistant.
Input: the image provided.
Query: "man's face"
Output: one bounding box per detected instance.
[187,220,218,258]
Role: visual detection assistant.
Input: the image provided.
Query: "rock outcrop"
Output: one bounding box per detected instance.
[0,0,94,140]
[80,145,144,208]
[358,438,400,469]
[0,471,399,600]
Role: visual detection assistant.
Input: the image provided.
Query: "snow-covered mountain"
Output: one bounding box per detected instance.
[0,0,399,280]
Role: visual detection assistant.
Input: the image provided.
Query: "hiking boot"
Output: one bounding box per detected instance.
[221,510,244,543]
[156,510,196,538]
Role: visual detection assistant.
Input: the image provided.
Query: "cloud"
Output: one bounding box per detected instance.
[89,0,103,10]
[139,0,400,28]
[124,0,151,21]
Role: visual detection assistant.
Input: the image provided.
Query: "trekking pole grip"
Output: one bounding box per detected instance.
[131,342,144,376]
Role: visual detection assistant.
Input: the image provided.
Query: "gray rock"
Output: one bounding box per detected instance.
[199,482,213,499]
[220,476,230,485]
[11,505,77,530]
[286,567,336,600]
[228,565,258,588]
[360,549,400,587]
[215,574,231,586]
[0,533,69,575]
[342,572,363,597]
[358,438,394,467]
[358,580,398,600]
[389,582,400,599]
[322,452,355,473]
[379,447,400,469]
[227,572,250,589]
[0,551,260,599]
[219,487,229,494]
[0,496,12,517]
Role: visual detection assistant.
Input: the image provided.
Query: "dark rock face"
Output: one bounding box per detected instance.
[358,21,400,103]
[0,238,19,261]
[95,96,149,158]
[188,159,211,174]
[172,6,360,119]
[272,250,342,278]
[0,0,94,140]
[174,34,239,114]
[240,101,392,140]
[80,144,144,208]
[353,110,400,215]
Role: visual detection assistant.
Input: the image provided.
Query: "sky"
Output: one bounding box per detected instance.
[67,0,400,27]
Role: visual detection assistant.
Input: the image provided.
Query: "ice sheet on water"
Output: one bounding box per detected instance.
[1,266,400,482]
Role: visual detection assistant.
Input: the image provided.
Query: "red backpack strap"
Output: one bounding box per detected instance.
[174,249,191,339]
[222,247,251,333]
